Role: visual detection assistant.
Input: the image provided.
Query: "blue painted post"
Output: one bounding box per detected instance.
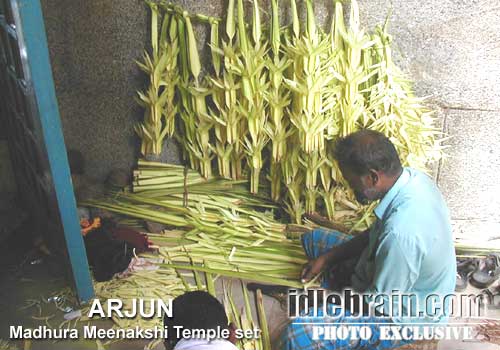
[15,0,94,302]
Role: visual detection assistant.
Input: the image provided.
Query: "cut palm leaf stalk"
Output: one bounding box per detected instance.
[224,281,265,350]
[220,0,246,181]
[132,162,205,191]
[163,14,180,137]
[283,0,338,215]
[190,255,205,291]
[286,0,301,116]
[320,0,375,222]
[159,244,307,281]
[221,284,241,350]
[241,280,254,341]
[131,160,277,209]
[322,2,342,220]
[222,0,248,181]
[81,199,190,227]
[176,268,192,291]
[256,289,271,350]
[135,3,179,156]
[231,0,269,194]
[241,283,261,350]
[266,0,291,202]
[334,0,374,138]
[175,13,199,170]
[162,7,218,173]
[184,12,214,178]
[207,11,238,179]
[221,0,243,179]
[210,19,221,78]
[204,261,217,297]
[284,0,336,155]
[163,259,306,295]
[208,18,233,179]
[223,282,244,349]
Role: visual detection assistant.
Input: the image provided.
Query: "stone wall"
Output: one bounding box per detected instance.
[41,0,500,238]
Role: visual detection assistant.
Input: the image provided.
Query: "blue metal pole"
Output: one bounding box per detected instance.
[15,0,94,303]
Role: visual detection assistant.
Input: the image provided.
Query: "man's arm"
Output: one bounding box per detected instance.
[301,229,370,282]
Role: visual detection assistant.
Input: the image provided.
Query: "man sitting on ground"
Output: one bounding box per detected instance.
[164,291,238,350]
[280,130,456,349]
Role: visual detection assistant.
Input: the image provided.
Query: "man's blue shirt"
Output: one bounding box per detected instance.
[351,167,456,323]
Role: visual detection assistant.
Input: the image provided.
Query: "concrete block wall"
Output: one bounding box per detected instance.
[40,0,500,238]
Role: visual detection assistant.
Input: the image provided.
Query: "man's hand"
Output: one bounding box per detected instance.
[300,229,371,283]
[301,255,329,283]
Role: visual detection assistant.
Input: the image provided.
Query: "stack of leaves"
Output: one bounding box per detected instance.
[134,0,445,226]
[83,161,323,288]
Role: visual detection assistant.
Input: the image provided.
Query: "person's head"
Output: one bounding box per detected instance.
[333,129,403,204]
[163,291,235,349]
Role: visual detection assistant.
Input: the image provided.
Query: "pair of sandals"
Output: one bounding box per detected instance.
[456,254,500,291]
[456,254,500,309]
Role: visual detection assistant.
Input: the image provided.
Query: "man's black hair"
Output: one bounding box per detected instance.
[163,291,228,347]
[333,129,402,176]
